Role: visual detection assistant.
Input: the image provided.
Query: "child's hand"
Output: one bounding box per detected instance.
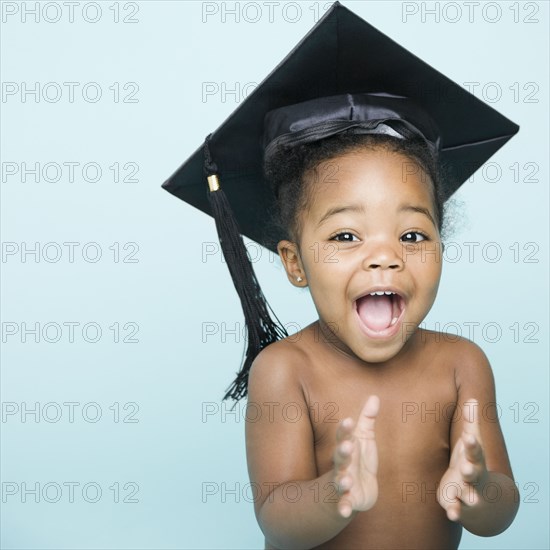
[332,394,380,518]
[437,399,489,522]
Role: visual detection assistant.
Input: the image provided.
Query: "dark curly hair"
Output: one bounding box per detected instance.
[262,132,445,251]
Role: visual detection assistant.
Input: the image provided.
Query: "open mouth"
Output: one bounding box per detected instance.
[354,290,406,337]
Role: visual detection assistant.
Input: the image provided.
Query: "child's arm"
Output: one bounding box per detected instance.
[437,340,520,536]
[246,344,379,549]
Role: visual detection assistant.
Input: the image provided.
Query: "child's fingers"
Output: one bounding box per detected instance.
[337,495,353,518]
[462,399,482,442]
[438,480,461,520]
[355,395,380,440]
[336,473,353,493]
[336,417,354,443]
[460,407,486,485]
[333,417,354,468]
[446,503,461,522]
[447,458,482,505]
[459,456,478,484]
[443,485,477,519]
[333,438,354,472]
[333,418,354,478]
[463,433,484,466]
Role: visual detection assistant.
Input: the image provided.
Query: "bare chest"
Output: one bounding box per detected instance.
[303,356,458,482]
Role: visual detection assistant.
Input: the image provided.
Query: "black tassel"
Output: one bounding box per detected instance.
[203,134,288,402]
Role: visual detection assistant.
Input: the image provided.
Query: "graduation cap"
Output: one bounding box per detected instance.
[162,1,519,401]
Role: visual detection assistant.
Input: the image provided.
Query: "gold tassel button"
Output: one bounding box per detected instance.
[207,174,220,192]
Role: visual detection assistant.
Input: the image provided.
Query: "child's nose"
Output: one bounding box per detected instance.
[361,241,404,271]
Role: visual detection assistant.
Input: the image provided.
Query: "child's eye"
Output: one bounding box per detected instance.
[401,231,428,243]
[331,232,359,242]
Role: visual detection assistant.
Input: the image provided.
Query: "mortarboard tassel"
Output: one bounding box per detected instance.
[203,134,288,402]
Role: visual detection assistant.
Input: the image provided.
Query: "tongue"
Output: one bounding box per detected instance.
[357,295,393,331]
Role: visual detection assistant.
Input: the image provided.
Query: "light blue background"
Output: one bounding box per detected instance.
[1,1,548,548]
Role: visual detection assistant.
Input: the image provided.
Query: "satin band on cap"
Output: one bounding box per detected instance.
[263,92,441,161]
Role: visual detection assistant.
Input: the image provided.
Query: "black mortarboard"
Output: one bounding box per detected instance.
[161,1,519,401]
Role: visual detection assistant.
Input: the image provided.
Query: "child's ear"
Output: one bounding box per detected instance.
[277,240,307,287]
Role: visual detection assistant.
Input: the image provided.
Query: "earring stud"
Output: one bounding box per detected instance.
[296,276,303,282]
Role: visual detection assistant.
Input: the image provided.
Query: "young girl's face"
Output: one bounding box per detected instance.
[291,146,443,363]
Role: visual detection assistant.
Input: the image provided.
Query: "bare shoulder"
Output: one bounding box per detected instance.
[247,329,312,399]
[419,328,494,384]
